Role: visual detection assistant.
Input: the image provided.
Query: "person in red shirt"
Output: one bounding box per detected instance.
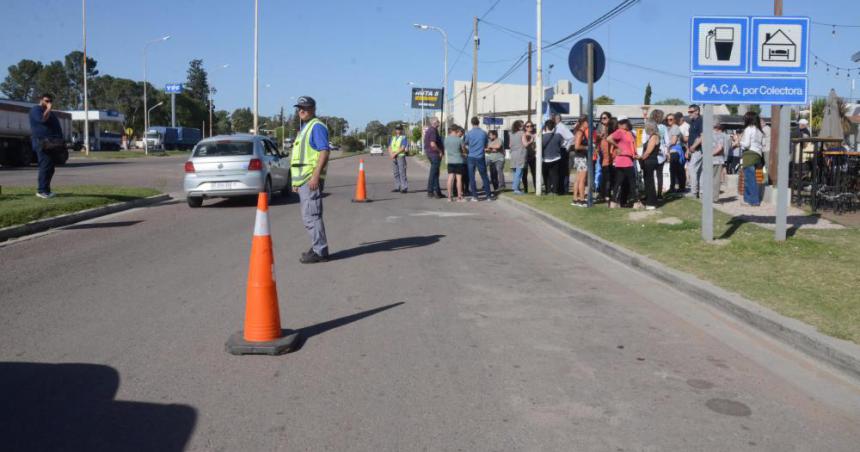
[606,116,637,208]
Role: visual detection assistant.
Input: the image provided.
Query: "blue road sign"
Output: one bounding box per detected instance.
[691,76,807,105]
[691,16,749,73]
[750,17,809,75]
[165,83,183,94]
[482,117,504,126]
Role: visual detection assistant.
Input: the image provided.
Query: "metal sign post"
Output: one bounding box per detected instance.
[568,38,605,207]
[774,106,791,241]
[701,105,714,241]
[164,83,183,128]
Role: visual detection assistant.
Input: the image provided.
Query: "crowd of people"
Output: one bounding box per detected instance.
[407,105,770,208]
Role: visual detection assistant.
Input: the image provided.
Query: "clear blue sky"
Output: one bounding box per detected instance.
[1,0,857,129]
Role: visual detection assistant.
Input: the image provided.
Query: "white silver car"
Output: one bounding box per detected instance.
[369,144,384,156]
[183,135,291,207]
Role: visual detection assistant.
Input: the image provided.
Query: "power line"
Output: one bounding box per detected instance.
[813,21,860,29]
[447,0,505,77]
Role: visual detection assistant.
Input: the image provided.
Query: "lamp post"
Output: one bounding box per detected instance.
[147,101,164,148]
[413,23,448,133]
[252,0,259,135]
[143,34,170,155]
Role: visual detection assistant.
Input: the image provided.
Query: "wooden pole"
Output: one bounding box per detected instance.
[769,0,783,184]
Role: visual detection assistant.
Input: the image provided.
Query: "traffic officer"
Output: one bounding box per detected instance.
[388,125,408,193]
[290,96,330,264]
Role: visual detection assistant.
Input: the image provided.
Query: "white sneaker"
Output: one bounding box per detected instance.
[645,205,657,211]
[36,192,55,199]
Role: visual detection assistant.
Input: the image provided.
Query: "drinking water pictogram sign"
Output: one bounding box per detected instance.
[691,16,749,73]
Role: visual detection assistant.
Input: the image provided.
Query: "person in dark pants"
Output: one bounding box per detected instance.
[424,117,444,198]
[666,112,686,193]
[606,117,637,208]
[540,119,563,194]
[637,121,661,210]
[522,121,537,193]
[28,93,64,199]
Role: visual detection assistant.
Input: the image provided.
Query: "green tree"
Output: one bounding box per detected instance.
[36,61,73,108]
[654,98,686,105]
[594,95,615,105]
[411,126,422,143]
[643,83,652,105]
[214,110,231,135]
[232,108,253,133]
[185,59,210,106]
[726,104,739,115]
[749,104,762,114]
[64,51,98,109]
[365,120,387,144]
[341,136,365,152]
[1,59,44,101]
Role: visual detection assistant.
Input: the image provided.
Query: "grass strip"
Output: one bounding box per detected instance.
[0,185,161,228]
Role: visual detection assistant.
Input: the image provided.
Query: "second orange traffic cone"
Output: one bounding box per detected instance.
[225,192,300,355]
[352,159,370,202]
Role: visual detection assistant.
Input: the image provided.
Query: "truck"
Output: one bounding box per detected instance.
[145,126,201,151]
[0,99,72,167]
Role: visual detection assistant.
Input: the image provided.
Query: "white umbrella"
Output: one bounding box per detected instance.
[819,89,844,140]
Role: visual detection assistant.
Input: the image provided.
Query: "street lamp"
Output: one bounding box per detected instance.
[413,23,448,133]
[143,34,170,155]
[82,0,89,155]
[252,0,259,135]
[208,64,229,138]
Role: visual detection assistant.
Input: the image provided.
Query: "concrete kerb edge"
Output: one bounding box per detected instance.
[0,193,172,242]
[498,195,860,382]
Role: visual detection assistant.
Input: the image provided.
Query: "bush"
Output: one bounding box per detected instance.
[341,136,365,152]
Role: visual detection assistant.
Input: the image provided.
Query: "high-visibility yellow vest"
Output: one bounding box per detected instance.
[290,118,328,187]
[389,135,406,157]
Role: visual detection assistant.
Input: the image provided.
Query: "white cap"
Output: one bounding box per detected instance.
[617,115,629,121]
[798,118,809,125]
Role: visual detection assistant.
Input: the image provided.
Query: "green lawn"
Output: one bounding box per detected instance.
[511,193,860,344]
[0,185,161,228]
[73,150,189,159]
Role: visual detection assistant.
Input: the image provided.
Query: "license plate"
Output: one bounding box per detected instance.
[213,182,233,190]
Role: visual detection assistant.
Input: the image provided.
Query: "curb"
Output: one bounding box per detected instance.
[0,193,171,243]
[498,194,860,382]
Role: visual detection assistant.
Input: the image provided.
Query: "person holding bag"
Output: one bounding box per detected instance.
[28,93,64,199]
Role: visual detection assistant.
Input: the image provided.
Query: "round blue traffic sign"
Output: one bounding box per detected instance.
[568,39,605,84]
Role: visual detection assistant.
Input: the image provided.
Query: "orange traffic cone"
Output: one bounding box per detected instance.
[352,159,371,202]
[226,192,299,355]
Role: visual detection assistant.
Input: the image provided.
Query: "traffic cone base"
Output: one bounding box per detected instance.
[352,159,371,202]
[225,192,299,356]
[225,329,300,356]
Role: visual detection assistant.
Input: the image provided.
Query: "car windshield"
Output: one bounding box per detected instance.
[145,132,159,138]
[193,141,254,157]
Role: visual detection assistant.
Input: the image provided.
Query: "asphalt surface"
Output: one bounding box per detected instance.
[1,154,859,451]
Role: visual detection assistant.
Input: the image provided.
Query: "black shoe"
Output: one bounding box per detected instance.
[300,251,329,264]
[400,189,407,194]
[434,193,445,199]
[391,189,400,193]
[427,193,434,198]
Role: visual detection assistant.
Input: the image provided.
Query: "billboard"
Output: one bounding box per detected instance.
[411,87,444,109]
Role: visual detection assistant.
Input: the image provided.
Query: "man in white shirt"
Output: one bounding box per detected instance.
[553,113,574,194]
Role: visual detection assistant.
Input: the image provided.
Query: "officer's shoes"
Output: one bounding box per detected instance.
[300,251,329,264]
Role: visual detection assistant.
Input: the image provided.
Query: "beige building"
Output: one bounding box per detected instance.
[450,79,582,129]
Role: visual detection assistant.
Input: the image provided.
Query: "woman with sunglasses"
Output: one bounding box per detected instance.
[522,121,537,193]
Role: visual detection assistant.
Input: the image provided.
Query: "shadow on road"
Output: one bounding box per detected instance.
[329,235,445,260]
[206,193,297,208]
[291,302,404,352]
[64,220,143,230]
[0,362,197,452]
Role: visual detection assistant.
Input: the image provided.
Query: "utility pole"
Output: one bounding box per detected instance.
[527,42,532,123]
[769,0,783,184]
[535,0,543,195]
[82,0,89,155]
[472,16,479,121]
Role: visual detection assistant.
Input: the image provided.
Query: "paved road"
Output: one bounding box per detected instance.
[1,155,859,451]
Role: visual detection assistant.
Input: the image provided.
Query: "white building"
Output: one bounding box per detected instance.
[450,79,582,130]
